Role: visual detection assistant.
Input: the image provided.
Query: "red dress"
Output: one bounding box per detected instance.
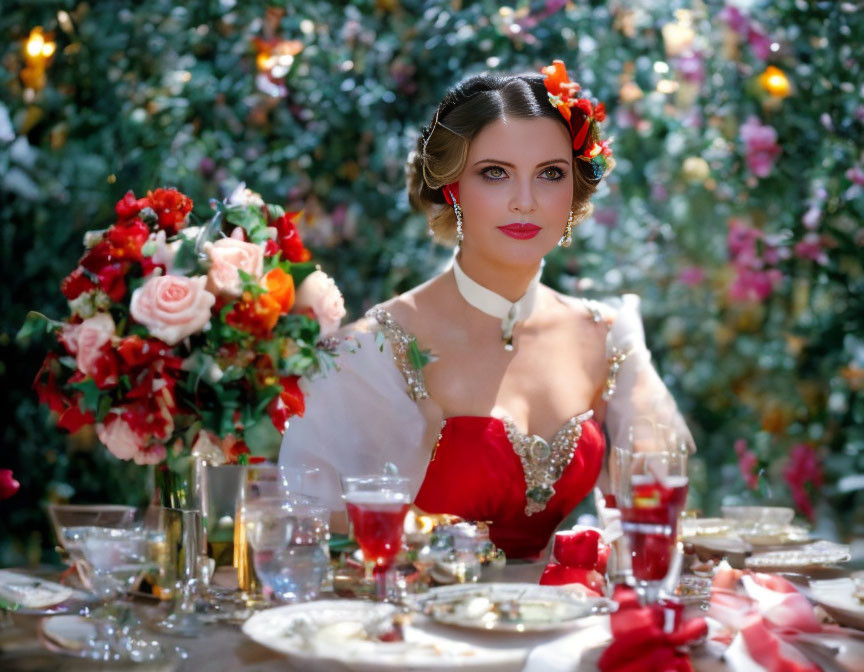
[415,413,605,559]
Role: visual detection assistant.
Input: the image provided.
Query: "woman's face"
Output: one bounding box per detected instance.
[456,116,574,267]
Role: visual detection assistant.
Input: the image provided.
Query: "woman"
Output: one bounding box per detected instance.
[279,61,691,560]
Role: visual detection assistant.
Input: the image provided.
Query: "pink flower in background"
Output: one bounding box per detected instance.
[740,116,781,178]
[846,165,864,187]
[727,218,760,261]
[677,266,705,287]
[801,205,822,230]
[794,233,829,266]
[783,444,823,521]
[0,469,20,500]
[729,265,783,302]
[734,439,759,490]
[747,28,771,60]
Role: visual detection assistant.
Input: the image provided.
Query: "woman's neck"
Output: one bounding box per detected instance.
[455,248,541,303]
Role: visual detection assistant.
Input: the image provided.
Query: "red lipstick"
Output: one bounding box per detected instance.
[497,223,541,240]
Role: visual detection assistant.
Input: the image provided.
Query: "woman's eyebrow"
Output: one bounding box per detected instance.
[472,158,570,168]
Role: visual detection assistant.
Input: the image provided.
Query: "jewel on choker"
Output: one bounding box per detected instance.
[451,255,543,350]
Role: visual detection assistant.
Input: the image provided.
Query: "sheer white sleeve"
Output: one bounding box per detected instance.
[602,294,694,455]
[278,326,429,512]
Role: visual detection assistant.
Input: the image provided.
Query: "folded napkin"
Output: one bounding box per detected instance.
[708,567,822,672]
[597,586,707,672]
[0,570,76,609]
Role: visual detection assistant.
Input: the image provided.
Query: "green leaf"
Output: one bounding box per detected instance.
[237,269,266,296]
[95,395,112,422]
[266,204,285,220]
[242,416,282,461]
[16,311,62,346]
[290,262,318,288]
[69,379,102,413]
[171,238,200,275]
[407,339,433,370]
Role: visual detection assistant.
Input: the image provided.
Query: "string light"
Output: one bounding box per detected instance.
[759,65,791,98]
[21,27,56,92]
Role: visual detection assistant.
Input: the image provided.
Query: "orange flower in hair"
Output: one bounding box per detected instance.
[541,59,612,172]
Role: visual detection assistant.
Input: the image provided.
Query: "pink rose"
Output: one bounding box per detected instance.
[96,415,141,461]
[204,237,264,297]
[740,116,781,179]
[130,274,215,346]
[293,270,346,337]
[75,314,115,377]
[96,415,168,465]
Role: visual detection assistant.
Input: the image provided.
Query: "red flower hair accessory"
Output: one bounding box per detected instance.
[542,60,612,177]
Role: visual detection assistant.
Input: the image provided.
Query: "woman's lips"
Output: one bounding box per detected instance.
[497,223,541,240]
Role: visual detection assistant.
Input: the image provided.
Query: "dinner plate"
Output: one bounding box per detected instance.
[0,570,93,615]
[414,582,614,633]
[745,541,851,570]
[242,599,532,671]
[806,576,864,630]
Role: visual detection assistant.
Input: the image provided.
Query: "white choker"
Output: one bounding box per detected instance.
[451,255,543,351]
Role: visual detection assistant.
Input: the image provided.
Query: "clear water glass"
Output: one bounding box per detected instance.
[245,496,330,604]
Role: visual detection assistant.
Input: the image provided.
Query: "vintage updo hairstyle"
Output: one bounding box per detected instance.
[406,71,613,245]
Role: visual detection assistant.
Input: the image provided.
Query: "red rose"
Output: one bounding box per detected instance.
[34,353,67,414]
[147,188,193,235]
[263,238,279,257]
[115,190,150,222]
[96,263,128,302]
[272,212,311,263]
[79,240,116,273]
[267,375,305,432]
[106,219,150,261]
[117,336,171,370]
[61,268,97,300]
[56,396,95,433]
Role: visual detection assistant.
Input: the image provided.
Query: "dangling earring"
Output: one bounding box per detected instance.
[559,209,574,248]
[454,201,464,244]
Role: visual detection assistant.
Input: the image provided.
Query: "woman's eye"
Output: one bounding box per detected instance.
[542,167,564,180]
[484,167,506,179]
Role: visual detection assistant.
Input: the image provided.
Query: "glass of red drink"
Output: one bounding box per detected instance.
[617,434,690,603]
[342,474,411,601]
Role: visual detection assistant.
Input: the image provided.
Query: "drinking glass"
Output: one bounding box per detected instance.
[49,504,137,590]
[245,496,330,604]
[342,474,411,602]
[68,521,179,662]
[615,423,690,604]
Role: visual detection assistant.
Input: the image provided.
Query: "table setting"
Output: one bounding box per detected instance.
[2,448,864,672]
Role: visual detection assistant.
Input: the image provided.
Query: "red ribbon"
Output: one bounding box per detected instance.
[598,586,707,672]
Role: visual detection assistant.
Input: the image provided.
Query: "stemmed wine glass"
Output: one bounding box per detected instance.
[65,518,183,662]
[342,474,411,602]
[614,421,690,604]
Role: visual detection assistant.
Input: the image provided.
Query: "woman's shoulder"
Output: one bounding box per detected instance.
[544,286,618,330]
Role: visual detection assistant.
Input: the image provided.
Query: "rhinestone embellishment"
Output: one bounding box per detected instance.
[503,410,594,516]
[366,308,430,401]
[602,346,631,401]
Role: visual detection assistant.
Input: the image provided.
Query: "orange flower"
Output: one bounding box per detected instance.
[261,268,295,313]
[252,292,282,333]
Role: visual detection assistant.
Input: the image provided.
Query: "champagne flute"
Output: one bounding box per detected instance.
[342,474,411,602]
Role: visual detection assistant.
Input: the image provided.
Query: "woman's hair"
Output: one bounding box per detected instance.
[406,71,614,245]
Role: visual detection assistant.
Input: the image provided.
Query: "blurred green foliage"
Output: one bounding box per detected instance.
[2,0,862,564]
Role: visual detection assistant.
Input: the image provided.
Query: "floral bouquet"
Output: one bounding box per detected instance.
[21,184,345,468]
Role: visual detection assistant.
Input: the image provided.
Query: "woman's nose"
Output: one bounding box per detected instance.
[508,177,537,214]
